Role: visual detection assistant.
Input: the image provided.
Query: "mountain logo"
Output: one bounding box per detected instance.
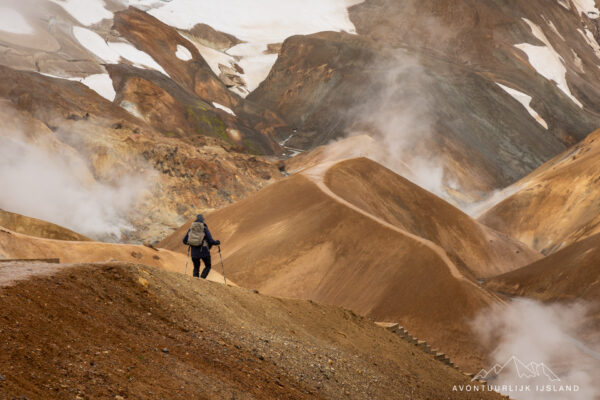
[473,356,560,382]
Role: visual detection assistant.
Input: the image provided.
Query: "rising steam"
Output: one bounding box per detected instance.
[472,299,600,400]
[340,51,452,199]
[0,133,154,241]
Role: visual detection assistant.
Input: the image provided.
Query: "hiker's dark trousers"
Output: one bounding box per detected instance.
[192,256,211,279]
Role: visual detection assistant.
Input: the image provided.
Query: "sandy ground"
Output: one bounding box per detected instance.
[0,262,505,399]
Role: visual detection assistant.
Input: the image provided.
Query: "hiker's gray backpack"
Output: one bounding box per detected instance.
[188,222,206,247]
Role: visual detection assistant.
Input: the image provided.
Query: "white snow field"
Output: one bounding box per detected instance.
[73,27,168,75]
[50,0,113,26]
[127,0,362,93]
[0,7,33,34]
[189,41,236,76]
[515,18,583,108]
[572,0,600,18]
[496,83,548,129]
[212,102,236,116]
[175,44,192,61]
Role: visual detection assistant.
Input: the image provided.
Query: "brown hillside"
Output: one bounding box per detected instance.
[0,262,503,399]
[0,209,90,242]
[480,128,600,254]
[0,67,282,242]
[160,161,504,370]
[483,233,600,302]
[483,233,600,347]
[323,158,540,278]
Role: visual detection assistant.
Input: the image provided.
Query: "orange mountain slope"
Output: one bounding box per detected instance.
[0,209,90,242]
[160,158,539,369]
[483,233,600,348]
[484,233,600,302]
[322,158,540,278]
[480,128,600,254]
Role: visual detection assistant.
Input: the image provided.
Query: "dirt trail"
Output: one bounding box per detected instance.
[0,262,69,287]
[303,162,464,281]
[0,227,229,285]
[302,161,504,303]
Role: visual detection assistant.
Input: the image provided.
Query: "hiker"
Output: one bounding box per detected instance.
[183,214,220,279]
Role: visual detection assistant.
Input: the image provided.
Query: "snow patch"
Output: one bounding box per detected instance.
[0,7,33,34]
[73,26,120,63]
[108,42,169,75]
[190,41,236,76]
[572,0,600,19]
[50,0,113,26]
[226,43,277,92]
[175,44,192,61]
[80,73,116,101]
[557,0,571,9]
[73,27,169,75]
[515,18,583,108]
[212,102,236,116]
[130,0,359,94]
[39,70,116,102]
[496,83,548,129]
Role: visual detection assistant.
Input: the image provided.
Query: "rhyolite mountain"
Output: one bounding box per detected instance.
[251,0,600,198]
[3,0,600,239]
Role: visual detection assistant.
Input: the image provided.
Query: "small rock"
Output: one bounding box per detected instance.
[0,373,4,381]
[161,348,169,354]
[115,396,125,400]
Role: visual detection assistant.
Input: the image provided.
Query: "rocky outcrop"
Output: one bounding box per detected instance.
[185,23,242,50]
[113,7,239,109]
[111,7,289,154]
[0,65,281,242]
[251,0,600,198]
[107,64,282,154]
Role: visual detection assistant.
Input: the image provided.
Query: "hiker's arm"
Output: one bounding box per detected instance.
[182,230,189,245]
[204,226,219,246]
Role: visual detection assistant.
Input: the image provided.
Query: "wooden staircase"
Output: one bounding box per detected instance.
[375,322,512,400]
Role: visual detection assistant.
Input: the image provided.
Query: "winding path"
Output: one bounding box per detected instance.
[302,161,504,303]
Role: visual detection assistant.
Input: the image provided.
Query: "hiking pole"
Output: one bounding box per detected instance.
[184,246,190,275]
[218,245,227,286]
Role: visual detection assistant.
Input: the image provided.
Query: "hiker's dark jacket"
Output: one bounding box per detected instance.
[183,223,217,258]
